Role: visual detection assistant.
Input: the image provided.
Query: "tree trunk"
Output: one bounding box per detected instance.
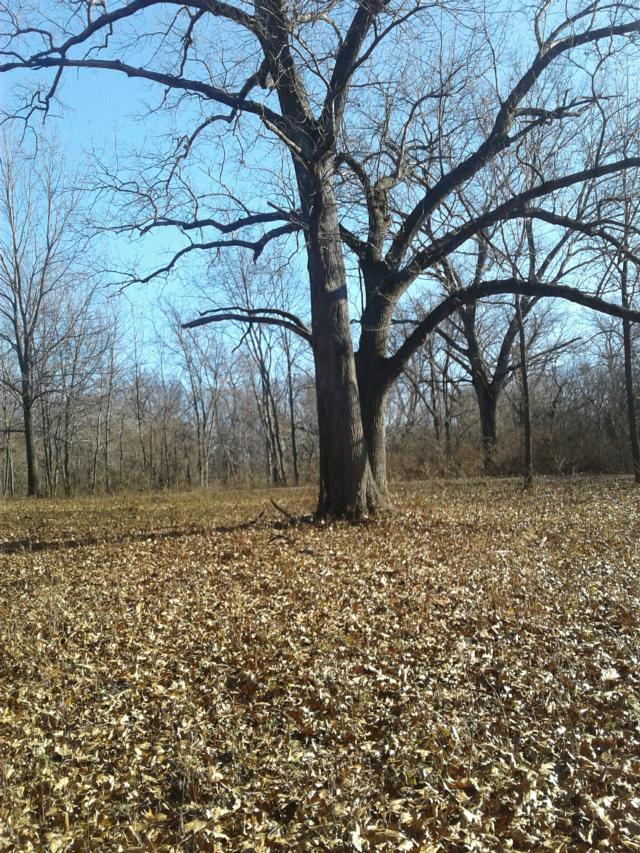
[621,259,640,483]
[40,396,55,496]
[475,383,498,472]
[516,297,533,488]
[284,340,300,485]
[63,399,73,496]
[7,439,14,497]
[92,403,102,494]
[358,378,389,502]
[104,349,114,493]
[356,283,395,505]
[22,381,39,497]
[3,430,14,497]
[306,169,378,518]
[118,412,125,487]
[622,318,640,483]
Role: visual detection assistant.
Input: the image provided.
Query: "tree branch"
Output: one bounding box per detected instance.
[182,305,312,342]
[384,15,640,267]
[384,277,640,383]
[387,156,640,293]
[122,222,298,285]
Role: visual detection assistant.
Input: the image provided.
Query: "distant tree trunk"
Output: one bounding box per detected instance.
[3,428,15,497]
[118,411,125,486]
[282,332,300,485]
[287,356,300,485]
[246,326,286,486]
[6,438,14,497]
[621,259,640,483]
[427,338,443,448]
[160,406,170,488]
[459,299,528,474]
[92,403,102,494]
[516,296,533,488]
[133,350,148,484]
[62,397,73,495]
[184,438,192,487]
[40,395,55,496]
[264,381,286,486]
[103,361,113,493]
[148,421,154,485]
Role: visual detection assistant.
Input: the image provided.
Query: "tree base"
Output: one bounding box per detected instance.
[315,472,390,521]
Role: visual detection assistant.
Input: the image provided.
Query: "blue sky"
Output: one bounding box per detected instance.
[1,59,213,353]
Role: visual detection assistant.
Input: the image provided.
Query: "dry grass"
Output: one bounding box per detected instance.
[1,479,639,851]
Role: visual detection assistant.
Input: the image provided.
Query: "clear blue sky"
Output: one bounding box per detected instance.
[1,60,214,354]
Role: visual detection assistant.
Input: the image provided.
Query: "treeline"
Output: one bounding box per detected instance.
[1,292,638,497]
[389,326,640,480]
[0,303,318,496]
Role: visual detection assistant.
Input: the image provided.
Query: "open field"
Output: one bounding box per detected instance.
[1,480,639,851]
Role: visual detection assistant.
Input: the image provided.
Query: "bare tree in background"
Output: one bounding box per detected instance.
[389,312,464,471]
[0,135,89,496]
[0,381,19,496]
[620,247,640,484]
[166,308,226,489]
[592,175,640,483]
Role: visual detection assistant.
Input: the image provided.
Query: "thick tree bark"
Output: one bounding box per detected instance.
[22,380,39,497]
[355,286,395,505]
[312,321,376,517]
[475,383,498,472]
[358,381,389,502]
[306,169,378,518]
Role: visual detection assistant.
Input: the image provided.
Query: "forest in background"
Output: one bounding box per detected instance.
[1,208,638,497]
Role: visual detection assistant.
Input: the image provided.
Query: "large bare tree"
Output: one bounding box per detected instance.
[3,0,640,514]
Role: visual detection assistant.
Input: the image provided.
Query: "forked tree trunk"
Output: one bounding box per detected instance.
[306,171,378,518]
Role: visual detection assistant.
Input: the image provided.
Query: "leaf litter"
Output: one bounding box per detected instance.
[0,478,639,851]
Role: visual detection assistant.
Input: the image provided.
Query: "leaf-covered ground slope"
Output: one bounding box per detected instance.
[1,479,639,851]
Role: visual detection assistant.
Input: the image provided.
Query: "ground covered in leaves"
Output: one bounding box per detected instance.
[1,479,639,851]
